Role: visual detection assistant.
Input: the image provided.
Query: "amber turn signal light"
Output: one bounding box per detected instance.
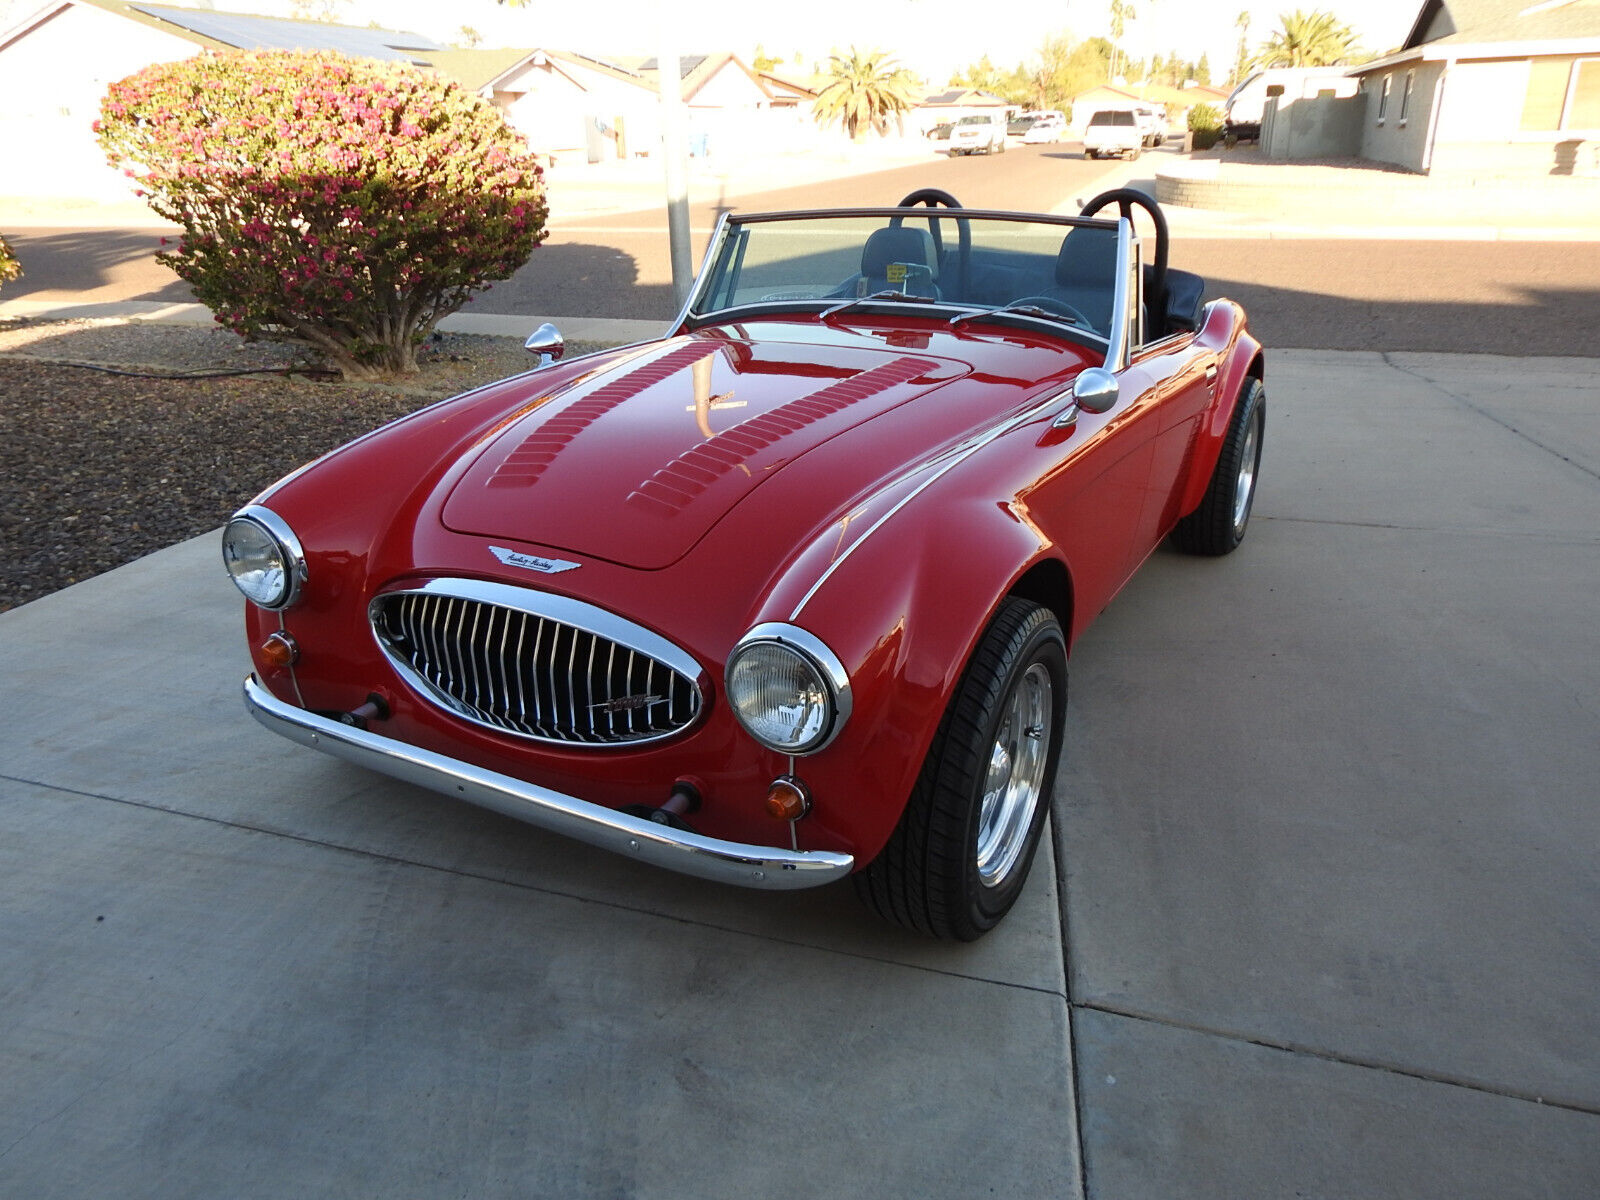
[260,630,299,668]
[764,775,811,822]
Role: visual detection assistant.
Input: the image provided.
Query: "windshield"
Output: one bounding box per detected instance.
[687,211,1123,340]
[955,115,993,125]
[1089,110,1136,126]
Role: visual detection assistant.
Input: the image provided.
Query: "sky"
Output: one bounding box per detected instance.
[3,0,1422,82]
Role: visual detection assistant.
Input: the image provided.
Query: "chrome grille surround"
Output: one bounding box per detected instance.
[370,579,705,747]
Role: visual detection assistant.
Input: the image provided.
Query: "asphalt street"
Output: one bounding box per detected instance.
[7,143,1600,356]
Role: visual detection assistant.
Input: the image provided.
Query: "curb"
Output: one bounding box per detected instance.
[0,299,665,346]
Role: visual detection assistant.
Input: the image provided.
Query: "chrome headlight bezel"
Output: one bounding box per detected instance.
[725,623,852,756]
[222,505,307,611]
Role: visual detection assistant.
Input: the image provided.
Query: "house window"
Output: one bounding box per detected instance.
[1377,75,1391,123]
[1398,71,1415,125]
[1571,58,1600,129]
[1523,57,1600,131]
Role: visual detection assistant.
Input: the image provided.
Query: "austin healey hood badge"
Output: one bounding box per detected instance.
[489,546,580,574]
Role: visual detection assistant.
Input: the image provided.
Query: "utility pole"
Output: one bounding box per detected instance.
[658,42,694,308]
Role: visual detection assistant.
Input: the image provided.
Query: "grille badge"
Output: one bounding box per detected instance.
[489,546,579,574]
[589,694,665,714]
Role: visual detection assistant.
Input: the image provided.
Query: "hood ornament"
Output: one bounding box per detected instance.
[489,546,580,574]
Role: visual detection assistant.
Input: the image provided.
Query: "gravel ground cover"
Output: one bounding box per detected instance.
[0,319,607,612]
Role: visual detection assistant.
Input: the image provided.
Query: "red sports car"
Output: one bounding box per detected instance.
[225,188,1264,939]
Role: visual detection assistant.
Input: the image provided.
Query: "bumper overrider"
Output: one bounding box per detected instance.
[242,676,855,890]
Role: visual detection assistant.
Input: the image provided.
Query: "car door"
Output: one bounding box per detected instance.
[1129,334,1217,551]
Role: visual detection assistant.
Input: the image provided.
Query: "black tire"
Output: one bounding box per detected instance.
[855,598,1067,941]
[1171,377,1265,556]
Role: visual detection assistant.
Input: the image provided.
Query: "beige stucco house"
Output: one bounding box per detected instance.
[913,89,1009,136]
[1348,0,1600,173]
[0,1,793,202]
[0,0,452,200]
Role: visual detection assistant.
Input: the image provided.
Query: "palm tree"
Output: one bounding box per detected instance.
[1253,9,1357,68]
[813,49,918,141]
[1232,11,1251,84]
[1109,0,1136,83]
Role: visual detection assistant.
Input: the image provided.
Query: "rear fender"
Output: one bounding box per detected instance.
[1178,300,1262,517]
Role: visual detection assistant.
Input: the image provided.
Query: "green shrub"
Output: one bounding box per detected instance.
[1188,102,1223,150]
[96,50,547,379]
[0,233,20,290]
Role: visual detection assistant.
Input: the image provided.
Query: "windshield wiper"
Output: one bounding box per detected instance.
[948,300,1088,330]
[820,291,939,322]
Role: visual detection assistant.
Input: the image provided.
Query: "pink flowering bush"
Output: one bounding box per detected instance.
[96,51,547,379]
[0,234,20,290]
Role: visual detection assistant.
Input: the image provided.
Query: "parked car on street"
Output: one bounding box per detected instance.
[948,112,1008,155]
[1083,108,1142,159]
[1022,114,1066,143]
[228,187,1264,940]
[1133,105,1167,147]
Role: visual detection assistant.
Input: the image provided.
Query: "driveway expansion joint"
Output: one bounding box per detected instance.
[1381,352,1600,485]
[1075,998,1600,1119]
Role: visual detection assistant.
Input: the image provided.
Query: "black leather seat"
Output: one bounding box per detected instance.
[859,226,941,299]
[1043,227,1119,335]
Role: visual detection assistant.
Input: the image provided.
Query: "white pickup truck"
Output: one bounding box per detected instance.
[1082,109,1142,160]
[948,112,1008,155]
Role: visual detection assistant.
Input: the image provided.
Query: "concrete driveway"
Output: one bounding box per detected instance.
[2,351,1597,1197]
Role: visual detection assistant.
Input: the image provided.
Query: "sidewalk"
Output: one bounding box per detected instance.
[1150,144,1600,240]
[2,349,1596,1196]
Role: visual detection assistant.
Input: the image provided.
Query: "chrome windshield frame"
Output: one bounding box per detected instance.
[1104,216,1139,374]
[670,206,1124,346]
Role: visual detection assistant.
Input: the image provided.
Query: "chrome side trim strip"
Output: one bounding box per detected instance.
[243,677,854,890]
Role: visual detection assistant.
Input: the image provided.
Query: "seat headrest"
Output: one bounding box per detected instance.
[862,226,940,278]
[1055,226,1120,289]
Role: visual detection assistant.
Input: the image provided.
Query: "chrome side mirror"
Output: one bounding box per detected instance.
[1071,367,1119,414]
[524,322,565,367]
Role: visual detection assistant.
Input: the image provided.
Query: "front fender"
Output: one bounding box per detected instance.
[760,483,1064,867]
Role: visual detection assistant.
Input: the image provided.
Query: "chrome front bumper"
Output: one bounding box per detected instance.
[243,676,854,890]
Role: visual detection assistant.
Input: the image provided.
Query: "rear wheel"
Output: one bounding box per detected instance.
[1172,377,1265,555]
[855,599,1066,940]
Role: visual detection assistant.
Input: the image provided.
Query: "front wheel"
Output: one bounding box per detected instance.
[1171,377,1265,555]
[855,599,1066,940]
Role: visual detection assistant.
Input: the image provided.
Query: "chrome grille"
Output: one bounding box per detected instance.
[371,582,703,746]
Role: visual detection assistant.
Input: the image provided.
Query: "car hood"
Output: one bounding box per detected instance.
[441,333,970,570]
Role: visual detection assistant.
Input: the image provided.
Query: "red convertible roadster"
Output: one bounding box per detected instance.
[226,188,1264,939]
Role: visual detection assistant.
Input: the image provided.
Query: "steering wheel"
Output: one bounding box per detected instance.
[1009,295,1092,329]
[1080,188,1168,331]
[892,188,971,299]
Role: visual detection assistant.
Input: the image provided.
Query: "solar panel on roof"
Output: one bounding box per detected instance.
[131,4,446,60]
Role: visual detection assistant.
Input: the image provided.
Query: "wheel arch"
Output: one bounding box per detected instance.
[1007,556,1075,656]
[1176,304,1263,520]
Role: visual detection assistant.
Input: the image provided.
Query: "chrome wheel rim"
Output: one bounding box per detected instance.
[976,662,1053,888]
[1232,408,1261,533]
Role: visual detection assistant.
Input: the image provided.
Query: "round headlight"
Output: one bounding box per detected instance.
[725,626,851,755]
[222,507,305,610]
